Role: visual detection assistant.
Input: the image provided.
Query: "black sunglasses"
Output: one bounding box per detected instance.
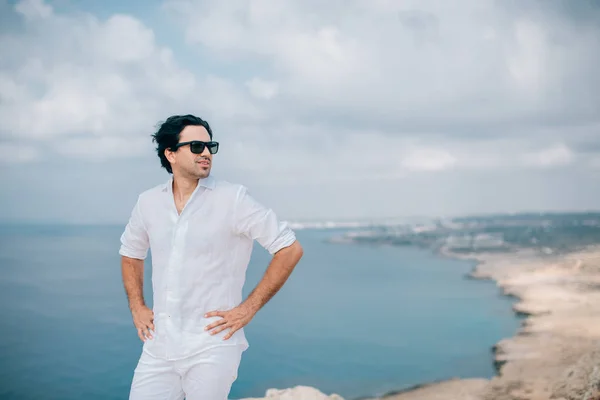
[171,140,219,155]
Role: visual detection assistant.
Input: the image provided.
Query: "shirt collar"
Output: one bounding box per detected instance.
[162,174,216,193]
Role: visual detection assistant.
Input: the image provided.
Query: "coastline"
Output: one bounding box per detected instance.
[242,244,600,400]
[364,244,600,400]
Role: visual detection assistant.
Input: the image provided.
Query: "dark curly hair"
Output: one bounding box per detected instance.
[151,114,213,174]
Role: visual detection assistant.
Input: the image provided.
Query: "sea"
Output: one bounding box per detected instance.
[0,224,521,400]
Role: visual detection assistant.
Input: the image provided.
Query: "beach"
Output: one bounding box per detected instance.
[243,245,600,400]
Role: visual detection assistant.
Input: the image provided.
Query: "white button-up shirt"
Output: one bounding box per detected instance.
[119,175,297,360]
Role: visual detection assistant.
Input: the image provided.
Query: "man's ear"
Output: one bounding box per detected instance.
[164,148,176,164]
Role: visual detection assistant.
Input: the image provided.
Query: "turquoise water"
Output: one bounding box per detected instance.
[0,225,520,399]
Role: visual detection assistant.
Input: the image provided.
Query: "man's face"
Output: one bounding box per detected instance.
[166,125,214,179]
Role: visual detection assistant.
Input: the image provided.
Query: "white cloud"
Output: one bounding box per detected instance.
[245,77,278,100]
[92,15,155,63]
[2,0,600,222]
[0,0,256,161]
[15,0,51,20]
[590,157,600,169]
[165,0,600,138]
[156,0,600,183]
[216,127,585,185]
[521,143,574,168]
[0,143,38,163]
[402,148,457,172]
[1,0,599,184]
[506,19,548,95]
[55,136,152,160]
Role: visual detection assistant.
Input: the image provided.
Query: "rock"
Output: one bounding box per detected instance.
[551,349,600,400]
[239,385,344,400]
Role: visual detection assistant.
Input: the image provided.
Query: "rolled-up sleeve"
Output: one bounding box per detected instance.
[119,195,150,260]
[233,186,296,255]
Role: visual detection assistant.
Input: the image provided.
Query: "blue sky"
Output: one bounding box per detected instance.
[1,0,600,224]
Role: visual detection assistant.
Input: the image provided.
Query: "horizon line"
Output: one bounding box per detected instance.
[2,208,600,227]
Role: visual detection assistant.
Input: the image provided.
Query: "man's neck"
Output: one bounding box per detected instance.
[172,174,199,201]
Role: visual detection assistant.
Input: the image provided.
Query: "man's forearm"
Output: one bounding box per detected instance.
[241,240,303,314]
[121,256,146,311]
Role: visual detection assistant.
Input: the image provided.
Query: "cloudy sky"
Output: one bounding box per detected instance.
[1,0,599,224]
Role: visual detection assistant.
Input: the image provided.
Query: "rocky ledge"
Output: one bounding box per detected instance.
[240,385,343,400]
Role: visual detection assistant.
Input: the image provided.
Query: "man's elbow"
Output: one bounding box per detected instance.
[291,240,303,260]
[277,240,303,263]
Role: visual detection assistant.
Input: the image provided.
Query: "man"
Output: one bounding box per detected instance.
[119,114,303,399]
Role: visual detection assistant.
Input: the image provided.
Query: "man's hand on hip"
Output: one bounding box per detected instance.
[204,304,256,340]
[131,305,154,342]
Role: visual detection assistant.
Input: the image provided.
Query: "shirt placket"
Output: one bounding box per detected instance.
[164,184,202,358]
[165,212,183,358]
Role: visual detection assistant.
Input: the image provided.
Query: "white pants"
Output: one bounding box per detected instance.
[129,345,245,400]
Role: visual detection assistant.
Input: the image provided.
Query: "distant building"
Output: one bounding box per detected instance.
[445,235,473,251]
[473,233,505,250]
[445,232,506,252]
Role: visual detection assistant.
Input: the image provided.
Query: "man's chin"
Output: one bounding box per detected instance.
[197,170,211,179]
